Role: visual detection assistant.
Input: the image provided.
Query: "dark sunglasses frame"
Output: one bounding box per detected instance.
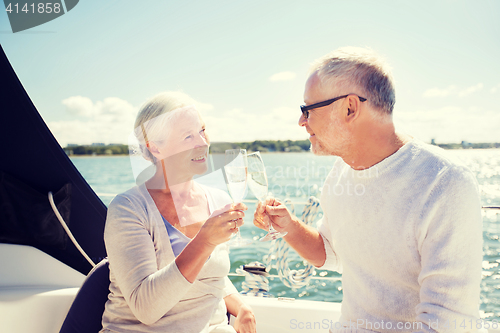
[300,94,367,119]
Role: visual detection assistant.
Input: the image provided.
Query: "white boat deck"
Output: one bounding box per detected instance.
[0,244,84,332]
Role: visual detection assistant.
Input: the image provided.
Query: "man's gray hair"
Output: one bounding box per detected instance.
[310,47,395,115]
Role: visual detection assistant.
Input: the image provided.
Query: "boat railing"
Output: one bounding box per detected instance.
[227,272,342,281]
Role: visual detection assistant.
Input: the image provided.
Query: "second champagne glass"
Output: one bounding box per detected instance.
[247,151,287,241]
[224,149,252,247]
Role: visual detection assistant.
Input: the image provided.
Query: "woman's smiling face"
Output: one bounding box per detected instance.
[152,107,210,181]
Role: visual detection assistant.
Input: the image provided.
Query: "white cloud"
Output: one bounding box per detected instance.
[52,95,306,147]
[423,83,483,98]
[393,105,500,143]
[458,83,483,97]
[195,101,214,113]
[62,96,136,119]
[203,106,304,143]
[269,71,296,82]
[270,107,297,122]
[62,96,96,117]
[50,96,138,146]
[423,85,457,98]
[53,95,218,147]
[490,84,500,94]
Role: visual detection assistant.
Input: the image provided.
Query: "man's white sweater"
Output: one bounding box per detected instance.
[317,139,484,333]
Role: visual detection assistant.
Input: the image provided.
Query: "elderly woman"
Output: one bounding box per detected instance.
[100,92,256,333]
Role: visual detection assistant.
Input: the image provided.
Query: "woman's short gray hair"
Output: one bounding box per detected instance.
[134,91,196,163]
[310,46,395,115]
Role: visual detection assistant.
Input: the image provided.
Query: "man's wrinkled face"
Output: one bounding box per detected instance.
[299,73,350,157]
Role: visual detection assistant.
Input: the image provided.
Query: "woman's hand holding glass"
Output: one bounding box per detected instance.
[197,202,247,247]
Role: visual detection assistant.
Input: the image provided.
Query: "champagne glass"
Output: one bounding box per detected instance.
[224,149,252,247]
[247,151,287,241]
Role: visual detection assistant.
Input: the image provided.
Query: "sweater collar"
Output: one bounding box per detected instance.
[340,137,418,179]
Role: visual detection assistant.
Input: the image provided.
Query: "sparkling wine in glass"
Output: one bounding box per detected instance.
[247,151,287,241]
[224,149,252,246]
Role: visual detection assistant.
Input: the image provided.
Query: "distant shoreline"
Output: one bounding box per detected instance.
[66,146,500,157]
[64,140,500,156]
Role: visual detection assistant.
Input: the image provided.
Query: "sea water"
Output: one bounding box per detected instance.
[71,149,500,320]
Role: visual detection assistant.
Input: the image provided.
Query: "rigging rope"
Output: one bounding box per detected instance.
[48,191,96,267]
[265,196,321,289]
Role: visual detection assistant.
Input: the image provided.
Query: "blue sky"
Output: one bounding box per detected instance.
[1,0,499,146]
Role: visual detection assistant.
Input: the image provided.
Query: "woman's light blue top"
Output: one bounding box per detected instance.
[162,215,190,257]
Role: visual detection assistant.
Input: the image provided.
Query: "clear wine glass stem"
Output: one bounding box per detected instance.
[225,149,252,247]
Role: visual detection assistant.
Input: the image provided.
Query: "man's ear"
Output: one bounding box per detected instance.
[345,95,361,123]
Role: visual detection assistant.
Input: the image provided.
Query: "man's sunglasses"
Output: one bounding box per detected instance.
[300,94,367,119]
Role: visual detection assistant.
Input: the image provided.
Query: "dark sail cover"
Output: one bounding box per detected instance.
[0,44,107,275]
[0,171,72,250]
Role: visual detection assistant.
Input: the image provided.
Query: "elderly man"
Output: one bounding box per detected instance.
[254,47,484,332]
